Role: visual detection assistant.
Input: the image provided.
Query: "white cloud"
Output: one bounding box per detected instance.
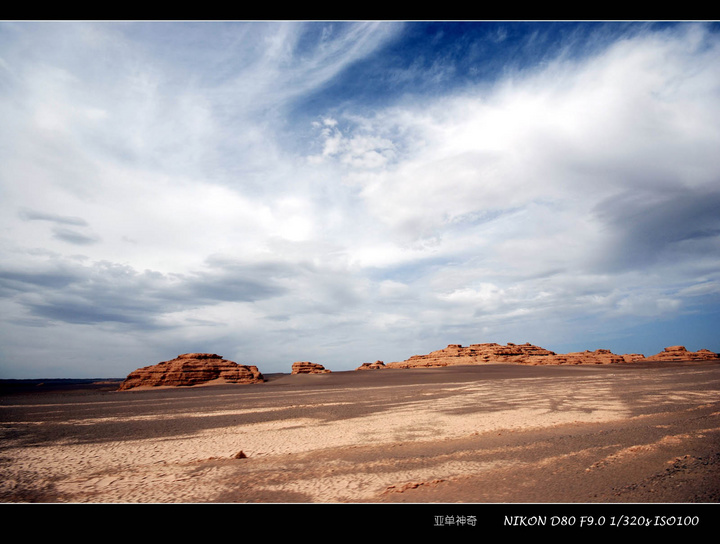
[1,22,719,377]
[309,117,397,169]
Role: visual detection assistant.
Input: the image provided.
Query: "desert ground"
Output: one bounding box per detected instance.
[1,361,719,515]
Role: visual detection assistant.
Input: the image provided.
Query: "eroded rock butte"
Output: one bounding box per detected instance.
[118,353,264,390]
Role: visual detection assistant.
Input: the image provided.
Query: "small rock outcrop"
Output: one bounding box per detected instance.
[356,361,386,370]
[645,346,719,362]
[291,361,331,374]
[118,353,264,390]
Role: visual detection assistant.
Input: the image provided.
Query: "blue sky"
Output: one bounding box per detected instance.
[1,21,719,378]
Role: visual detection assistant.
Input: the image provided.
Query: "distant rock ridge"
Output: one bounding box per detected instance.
[291,361,331,374]
[644,345,719,362]
[118,353,264,390]
[381,343,719,369]
[385,342,556,368]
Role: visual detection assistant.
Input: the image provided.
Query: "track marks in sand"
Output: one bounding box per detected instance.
[218,453,522,503]
[211,434,609,503]
[55,462,230,503]
[586,425,720,472]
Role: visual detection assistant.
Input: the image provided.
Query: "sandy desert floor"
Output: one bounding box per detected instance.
[1,361,719,512]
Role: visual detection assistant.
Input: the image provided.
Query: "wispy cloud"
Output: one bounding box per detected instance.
[18,209,89,226]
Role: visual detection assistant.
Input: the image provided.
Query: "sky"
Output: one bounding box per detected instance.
[1,21,720,379]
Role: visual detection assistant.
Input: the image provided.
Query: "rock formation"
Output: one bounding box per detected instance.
[522,349,627,365]
[356,361,386,370]
[645,346,719,362]
[622,353,647,363]
[118,353,264,390]
[382,342,718,368]
[291,361,331,374]
[385,342,556,368]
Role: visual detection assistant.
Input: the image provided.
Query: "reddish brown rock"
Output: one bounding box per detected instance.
[384,342,670,368]
[386,342,556,368]
[385,341,720,369]
[622,353,647,363]
[118,353,264,390]
[291,361,331,374]
[645,346,719,362]
[523,349,627,365]
[356,361,386,370]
